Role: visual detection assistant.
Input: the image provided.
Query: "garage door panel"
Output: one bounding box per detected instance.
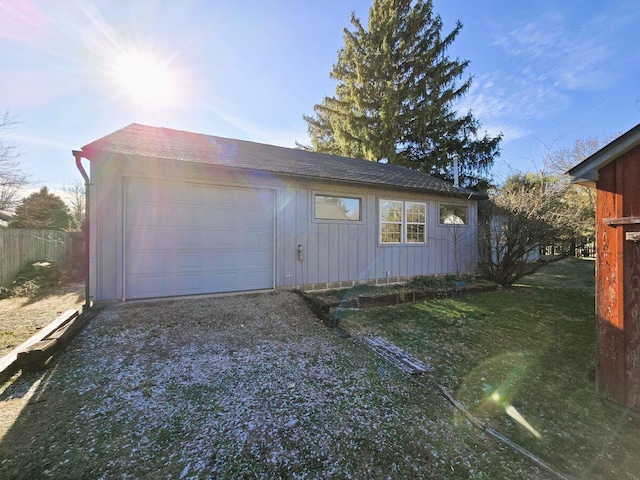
[209,251,238,268]
[129,228,178,250]
[175,251,204,270]
[128,251,174,274]
[126,202,169,227]
[175,229,207,248]
[242,251,272,267]
[125,180,274,299]
[130,274,168,298]
[241,271,273,289]
[207,229,239,247]
[175,274,205,293]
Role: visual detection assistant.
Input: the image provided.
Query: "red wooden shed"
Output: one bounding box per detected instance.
[568,123,640,413]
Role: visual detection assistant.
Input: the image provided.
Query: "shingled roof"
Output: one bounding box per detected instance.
[80,123,484,199]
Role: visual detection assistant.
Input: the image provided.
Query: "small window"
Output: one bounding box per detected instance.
[440,204,468,225]
[380,199,426,244]
[406,202,426,243]
[380,200,403,243]
[315,195,361,221]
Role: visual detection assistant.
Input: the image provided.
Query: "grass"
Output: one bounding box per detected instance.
[1,292,548,479]
[0,262,83,357]
[2,261,638,478]
[338,258,640,479]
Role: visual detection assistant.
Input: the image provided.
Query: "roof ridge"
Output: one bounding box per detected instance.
[80,123,484,199]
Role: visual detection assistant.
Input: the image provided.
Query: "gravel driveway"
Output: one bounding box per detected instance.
[0,291,546,479]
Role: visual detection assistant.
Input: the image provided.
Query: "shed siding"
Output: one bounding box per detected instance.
[621,150,640,410]
[90,157,479,301]
[595,148,640,411]
[596,160,625,404]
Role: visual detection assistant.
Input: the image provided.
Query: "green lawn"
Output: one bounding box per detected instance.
[338,258,640,480]
[2,261,639,479]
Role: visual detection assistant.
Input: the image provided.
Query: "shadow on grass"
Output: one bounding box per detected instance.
[337,258,640,480]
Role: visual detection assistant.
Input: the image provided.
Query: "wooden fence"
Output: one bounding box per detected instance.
[0,229,73,287]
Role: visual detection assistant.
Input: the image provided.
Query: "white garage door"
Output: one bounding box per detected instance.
[124,179,275,299]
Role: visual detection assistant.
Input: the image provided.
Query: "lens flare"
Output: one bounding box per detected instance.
[108,48,181,107]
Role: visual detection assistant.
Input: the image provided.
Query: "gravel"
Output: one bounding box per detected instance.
[0,291,546,479]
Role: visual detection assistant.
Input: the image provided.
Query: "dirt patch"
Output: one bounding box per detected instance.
[0,282,84,358]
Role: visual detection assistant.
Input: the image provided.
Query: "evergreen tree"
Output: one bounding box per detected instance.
[302,0,501,188]
[10,187,71,231]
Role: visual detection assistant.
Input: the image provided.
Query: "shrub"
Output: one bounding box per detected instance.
[0,261,63,299]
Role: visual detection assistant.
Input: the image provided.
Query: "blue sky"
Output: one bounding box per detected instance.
[1,0,639,195]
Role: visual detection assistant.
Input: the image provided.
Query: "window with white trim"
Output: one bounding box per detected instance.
[380,199,426,244]
[439,204,468,225]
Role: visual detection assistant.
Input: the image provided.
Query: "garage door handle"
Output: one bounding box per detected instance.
[298,244,303,261]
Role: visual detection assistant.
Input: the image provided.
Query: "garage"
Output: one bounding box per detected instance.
[123,178,275,299]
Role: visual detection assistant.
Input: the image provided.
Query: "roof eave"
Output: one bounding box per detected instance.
[567,123,640,184]
[82,148,484,200]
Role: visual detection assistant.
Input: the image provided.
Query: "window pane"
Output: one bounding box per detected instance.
[315,195,361,220]
[406,224,425,243]
[406,202,426,223]
[380,200,403,222]
[440,204,468,225]
[381,223,402,243]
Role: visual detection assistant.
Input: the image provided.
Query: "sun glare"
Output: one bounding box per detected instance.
[109,49,181,107]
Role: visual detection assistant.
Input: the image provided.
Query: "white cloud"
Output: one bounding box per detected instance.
[457,4,640,149]
[455,74,568,144]
[493,10,629,93]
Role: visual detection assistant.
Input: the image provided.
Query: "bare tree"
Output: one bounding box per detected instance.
[0,110,29,210]
[479,173,574,286]
[548,136,603,175]
[550,136,616,245]
[63,178,86,230]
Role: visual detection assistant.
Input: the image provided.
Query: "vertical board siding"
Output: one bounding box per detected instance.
[292,190,479,286]
[593,146,640,413]
[327,224,340,282]
[317,223,330,283]
[0,229,72,287]
[625,234,640,410]
[622,151,640,410]
[94,159,480,297]
[279,186,297,287]
[294,188,306,287]
[338,224,349,282]
[357,221,369,281]
[595,159,626,405]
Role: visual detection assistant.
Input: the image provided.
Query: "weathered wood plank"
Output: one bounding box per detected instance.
[358,335,432,375]
[623,149,640,410]
[603,216,640,226]
[0,309,79,380]
[15,310,92,372]
[624,237,640,409]
[595,160,626,404]
[626,231,640,242]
